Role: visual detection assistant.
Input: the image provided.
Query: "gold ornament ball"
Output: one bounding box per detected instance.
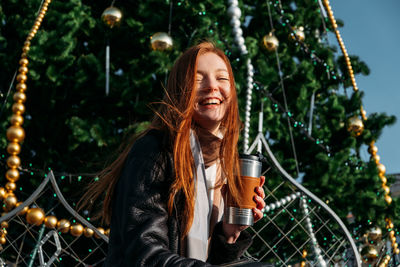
[0,187,6,200]
[6,125,25,143]
[12,103,25,115]
[16,74,27,83]
[377,163,386,176]
[361,245,378,263]
[366,226,382,244]
[7,142,21,155]
[16,202,29,215]
[5,168,20,183]
[5,182,16,192]
[26,207,45,226]
[70,223,84,237]
[368,145,378,155]
[101,6,122,28]
[372,154,380,164]
[19,58,29,66]
[105,228,110,236]
[382,185,390,195]
[381,176,387,185]
[1,221,9,229]
[262,32,279,52]
[7,155,21,169]
[4,193,17,211]
[94,227,105,239]
[13,92,27,103]
[84,227,94,238]
[16,83,27,92]
[290,26,305,42]
[44,215,58,228]
[18,66,28,75]
[0,235,6,245]
[361,109,367,120]
[22,45,30,53]
[385,195,392,205]
[150,32,173,51]
[395,248,400,254]
[57,219,71,234]
[389,230,395,238]
[347,116,364,137]
[387,220,394,229]
[10,114,24,126]
[393,243,399,250]
[384,258,389,265]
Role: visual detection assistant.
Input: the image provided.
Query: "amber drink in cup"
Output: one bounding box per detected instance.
[225,154,262,226]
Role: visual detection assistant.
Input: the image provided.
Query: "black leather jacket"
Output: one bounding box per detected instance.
[104,130,252,266]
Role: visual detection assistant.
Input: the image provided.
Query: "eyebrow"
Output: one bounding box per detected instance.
[196,69,229,74]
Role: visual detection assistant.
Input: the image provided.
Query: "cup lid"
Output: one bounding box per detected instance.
[239,154,260,162]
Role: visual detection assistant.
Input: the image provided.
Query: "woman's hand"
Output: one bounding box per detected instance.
[253,175,266,223]
[222,176,266,244]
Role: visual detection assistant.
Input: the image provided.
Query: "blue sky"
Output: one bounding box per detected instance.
[327,0,400,174]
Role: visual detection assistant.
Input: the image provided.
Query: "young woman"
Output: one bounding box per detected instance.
[80,41,266,266]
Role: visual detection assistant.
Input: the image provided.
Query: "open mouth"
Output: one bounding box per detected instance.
[199,98,223,106]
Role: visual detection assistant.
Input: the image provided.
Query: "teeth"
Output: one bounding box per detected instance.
[201,99,221,105]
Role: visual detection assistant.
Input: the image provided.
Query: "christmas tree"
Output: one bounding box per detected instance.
[0,0,398,265]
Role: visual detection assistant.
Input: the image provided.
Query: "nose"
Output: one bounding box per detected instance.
[204,76,218,92]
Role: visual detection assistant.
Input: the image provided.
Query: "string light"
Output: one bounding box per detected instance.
[254,82,330,153]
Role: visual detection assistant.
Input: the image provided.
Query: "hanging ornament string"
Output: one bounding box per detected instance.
[226,0,255,153]
[266,0,300,177]
[101,2,123,96]
[322,0,398,257]
[4,0,52,200]
[322,0,358,93]
[1,0,53,246]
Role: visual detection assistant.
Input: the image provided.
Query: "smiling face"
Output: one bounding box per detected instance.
[193,52,232,135]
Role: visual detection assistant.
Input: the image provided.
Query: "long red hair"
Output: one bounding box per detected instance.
[78,41,242,238]
[155,42,242,237]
